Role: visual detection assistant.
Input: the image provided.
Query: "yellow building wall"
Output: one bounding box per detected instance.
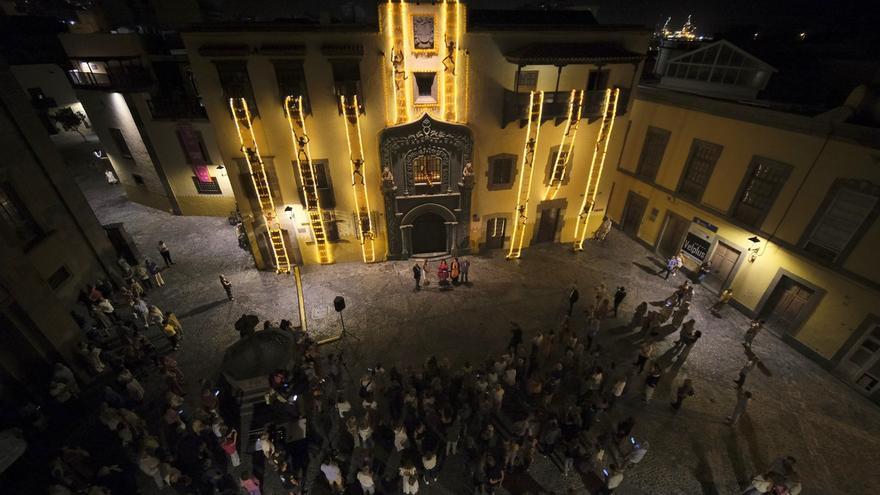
[609,95,880,360]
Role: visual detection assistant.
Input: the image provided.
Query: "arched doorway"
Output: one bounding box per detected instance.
[411,212,447,254]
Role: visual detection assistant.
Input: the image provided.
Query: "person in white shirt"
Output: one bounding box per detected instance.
[356,465,376,494]
[393,423,409,451]
[320,459,343,493]
[605,463,624,493]
[400,463,419,494]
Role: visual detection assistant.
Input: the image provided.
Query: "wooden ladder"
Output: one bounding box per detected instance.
[573,88,620,251]
[229,97,291,273]
[544,89,585,201]
[388,1,410,124]
[340,94,376,263]
[284,95,332,265]
[506,91,545,260]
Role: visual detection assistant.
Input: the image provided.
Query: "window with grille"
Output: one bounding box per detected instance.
[331,59,364,109]
[322,211,341,242]
[273,59,310,113]
[192,176,222,195]
[635,126,670,181]
[108,128,132,158]
[488,155,515,190]
[214,60,258,115]
[488,217,506,237]
[803,187,878,263]
[413,156,441,185]
[731,157,791,227]
[516,70,539,92]
[678,139,722,201]
[0,183,42,243]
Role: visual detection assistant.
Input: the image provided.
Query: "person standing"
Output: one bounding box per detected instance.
[450,258,461,285]
[356,465,376,495]
[220,275,234,301]
[593,216,613,241]
[412,264,422,290]
[146,259,164,287]
[671,379,695,411]
[437,260,450,288]
[697,260,712,284]
[711,289,734,316]
[633,340,655,374]
[117,256,132,278]
[734,359,757,388]
[220,428,240,467]
[240,472,261,495]
[400,462,419,494]
[612,286,627,317]
[603,464,624,494]
[744,320,765,348]
[134,262,153,291]
[461,258,470,284]
[657,255,678,280]
[642,364,662,404]
[422,258,430,286]
[158,241,174,267]
[726,391,753,425]
[567,283,580,316]
[163,319,181,351]
[319,459,343,494]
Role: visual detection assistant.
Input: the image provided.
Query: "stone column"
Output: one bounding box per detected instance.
[445,222,459,256]
[400,225,413,259]
[381,179,400,258]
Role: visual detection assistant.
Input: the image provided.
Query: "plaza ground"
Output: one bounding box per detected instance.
[63,135,880,494]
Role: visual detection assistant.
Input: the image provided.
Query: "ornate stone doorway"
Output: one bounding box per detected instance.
[412,212,447,254]
[379,114,474,259]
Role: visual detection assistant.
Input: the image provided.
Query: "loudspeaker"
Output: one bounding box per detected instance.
[333,296,346,312]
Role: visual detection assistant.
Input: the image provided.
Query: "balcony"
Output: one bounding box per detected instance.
[67,58,152,91]
[147,96,208,120]
[501,88,631,128]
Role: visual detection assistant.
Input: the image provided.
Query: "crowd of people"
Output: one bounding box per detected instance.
[4,235,803,495]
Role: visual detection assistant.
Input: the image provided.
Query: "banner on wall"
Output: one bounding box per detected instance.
[177,124,212,183]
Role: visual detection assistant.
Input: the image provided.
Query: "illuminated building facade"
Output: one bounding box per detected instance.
[610,76,880,400]
[182,2,650,269]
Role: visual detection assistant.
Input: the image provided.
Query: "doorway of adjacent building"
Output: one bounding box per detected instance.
[535,208,561,243]
[705,241,741,292]
[485,217,506,249]
[620,191,648,237]
[412,212,447,254]
[760,276,815,334]
[656,212,689,259]
[841,324,880,396]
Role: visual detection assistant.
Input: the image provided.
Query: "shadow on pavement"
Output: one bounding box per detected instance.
[179,298,229,319]
[691,437,722,495]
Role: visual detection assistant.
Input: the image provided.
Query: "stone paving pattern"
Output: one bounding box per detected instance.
[65,137,880,495]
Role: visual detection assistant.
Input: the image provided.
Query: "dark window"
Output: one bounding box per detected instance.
[323,211,341,242]
[488,155,515,190]
[587,69,610,91]
[516,70,539,92]
[0,183,42,243]
[678,139,723,201]
[191,176,222,195]
[273,59,310,113]
[635,126,670,181]
[331,59,364,110]
[214,60,258,115]
[731,157,791,227]
[803,186,879,263]
[132,174,145,185]
[108,128,132,159]
[313,161,330,190]
[415,73,436,98]
[47,266,70,289]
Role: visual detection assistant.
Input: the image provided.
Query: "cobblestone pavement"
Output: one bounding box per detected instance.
[64,136,880,495]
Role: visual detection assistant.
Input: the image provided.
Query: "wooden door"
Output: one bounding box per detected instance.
[485,217,506,249]
[621,192,647,237]
[705,242,740,292]
[657,213,689,259]
[763,277,814,333]
[535,208,560,243]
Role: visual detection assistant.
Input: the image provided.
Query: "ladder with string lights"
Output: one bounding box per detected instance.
[544,89,585,201]
[229,97,291,273]
[573,88,620,251]
[284,95,332,265]
[388,1,410,124]
[506,91,545,260]
[340,94,376,263]
[441,0,461,121]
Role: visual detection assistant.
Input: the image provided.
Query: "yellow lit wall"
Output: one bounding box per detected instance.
[609,90,880,361]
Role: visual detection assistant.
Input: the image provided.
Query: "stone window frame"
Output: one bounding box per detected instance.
[676,138,723,202]
[634,126,670,182]
[486,153,517,191]
[544,145,575,186]
[728,155,792,228]
[798,178,880,267]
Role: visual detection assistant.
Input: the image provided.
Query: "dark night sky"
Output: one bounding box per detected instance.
[226,0,872,36]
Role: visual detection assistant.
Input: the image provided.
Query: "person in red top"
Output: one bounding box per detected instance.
[240,472,261,495]
[220,427,240,467]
